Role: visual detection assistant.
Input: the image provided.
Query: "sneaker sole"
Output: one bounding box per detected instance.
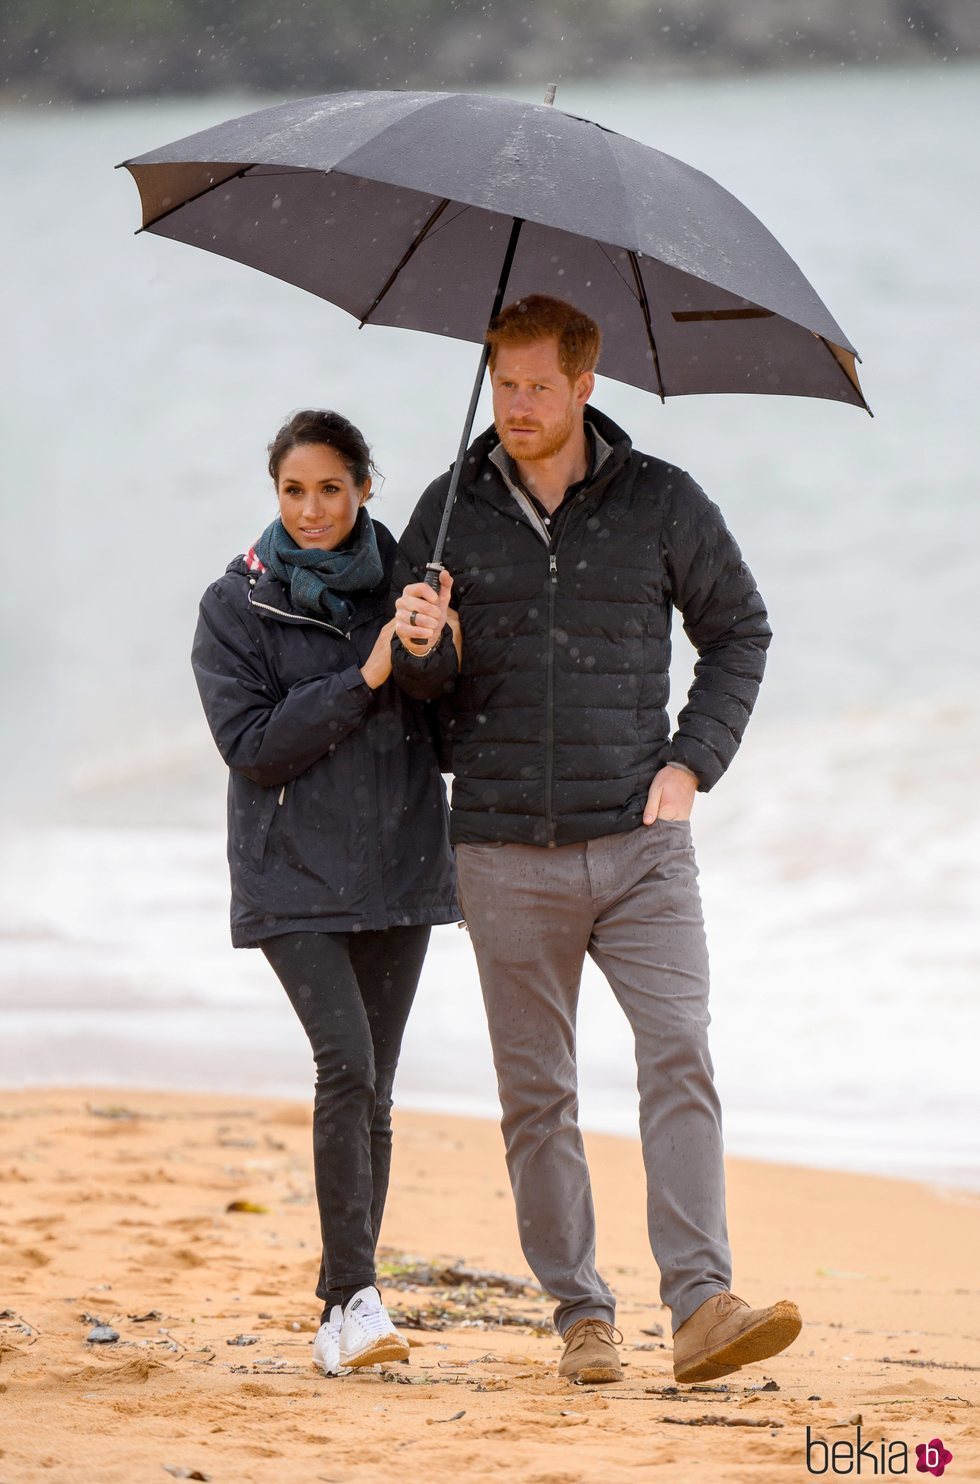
[673,1301,802,1384]
[341,1335,411,1368]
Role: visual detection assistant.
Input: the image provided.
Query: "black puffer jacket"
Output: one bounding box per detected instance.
[392,407,771,847]
[192,519,458,946]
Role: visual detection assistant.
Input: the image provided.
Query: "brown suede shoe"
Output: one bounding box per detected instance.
[558,1318,624,1384]
[672,1291,802,1383]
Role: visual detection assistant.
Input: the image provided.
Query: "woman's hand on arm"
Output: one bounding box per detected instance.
[445,605,463,665]
[359,617,398,690]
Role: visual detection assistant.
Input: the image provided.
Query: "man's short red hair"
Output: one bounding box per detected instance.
[486,295,601,381]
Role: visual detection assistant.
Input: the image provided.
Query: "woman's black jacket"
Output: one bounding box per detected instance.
[191,519,458,947]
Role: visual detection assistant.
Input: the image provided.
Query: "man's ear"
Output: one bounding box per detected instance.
[576,370,595,407]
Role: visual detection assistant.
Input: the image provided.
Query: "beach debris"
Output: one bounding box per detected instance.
[816,1266,873,1280]
[381,1260,539,1297]
[217,1128,259,1148]
[87,1103,140,1121]
[390,1309,448,1331]
[0,1310,40,1342]
[389,1304,550,1335]
[877,1356,980,1372]
[645,1384,730,1400]
[749,1379,780,1391]
[630,1342,666,1351]
[162,1467,211,1481]
[639,1323,665,1337]
[225,1200,270,1214]
[661,1414,784,1428]
[129,1310,163,1323]
[808,1394,823,1400]
[86,1325,120,1344]
[226,1334,260,1346]
[427,1410,466,1424]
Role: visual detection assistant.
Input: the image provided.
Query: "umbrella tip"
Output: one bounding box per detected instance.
[543,83,557,106]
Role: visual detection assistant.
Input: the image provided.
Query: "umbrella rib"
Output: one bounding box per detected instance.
[627,252,666,403]
[358,196,453,327]
[819,337,873,416]
[134,164,258,233]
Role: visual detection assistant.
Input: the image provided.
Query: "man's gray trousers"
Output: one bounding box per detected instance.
[455,820,732,1337]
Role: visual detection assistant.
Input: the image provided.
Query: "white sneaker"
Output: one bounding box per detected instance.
[339,1286,410,1368]
[311,1305,343,1375]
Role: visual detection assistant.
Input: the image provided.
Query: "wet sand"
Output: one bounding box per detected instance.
[1,1088,978,1482]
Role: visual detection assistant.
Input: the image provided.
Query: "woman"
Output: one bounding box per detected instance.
[191,409,459,1375]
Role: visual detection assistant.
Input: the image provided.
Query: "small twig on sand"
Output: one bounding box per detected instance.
[876,1356,980,1373]
[661,1415,784,1428]
[0,1310,40,1345]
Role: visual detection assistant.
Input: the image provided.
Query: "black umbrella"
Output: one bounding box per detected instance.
[119,87,868,585]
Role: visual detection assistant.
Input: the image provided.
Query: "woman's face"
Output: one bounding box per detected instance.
[276,442,370,552]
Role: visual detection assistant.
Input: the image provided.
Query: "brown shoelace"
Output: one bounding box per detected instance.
[563,1318,624,1348]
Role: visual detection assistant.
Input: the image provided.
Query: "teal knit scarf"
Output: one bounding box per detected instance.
[253,509,383,628]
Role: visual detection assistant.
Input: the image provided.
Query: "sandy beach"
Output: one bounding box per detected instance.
[1,1088,978,1483]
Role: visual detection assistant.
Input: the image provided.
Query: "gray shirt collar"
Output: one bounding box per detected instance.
[487,424,614,545]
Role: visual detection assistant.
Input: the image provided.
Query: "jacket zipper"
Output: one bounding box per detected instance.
[545,549,558,842]
[247,592,350,640]
[543,488,597,843]
[248,584,351,813]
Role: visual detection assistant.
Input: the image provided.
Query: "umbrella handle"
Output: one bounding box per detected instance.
[402,562,444,648]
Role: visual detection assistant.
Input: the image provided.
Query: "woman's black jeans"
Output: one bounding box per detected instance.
[260,926,429,1317]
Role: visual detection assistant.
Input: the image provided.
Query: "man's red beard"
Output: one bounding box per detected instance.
[496,403,576,462]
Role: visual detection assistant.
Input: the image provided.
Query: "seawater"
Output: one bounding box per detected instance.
[1,63,978,1187]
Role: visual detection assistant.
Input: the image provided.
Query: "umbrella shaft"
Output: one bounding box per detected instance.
[426,215,525,587]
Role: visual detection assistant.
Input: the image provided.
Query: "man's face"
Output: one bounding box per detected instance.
[491,337,593,462]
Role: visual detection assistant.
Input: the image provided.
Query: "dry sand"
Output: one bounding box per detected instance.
[0,1088,977,1482]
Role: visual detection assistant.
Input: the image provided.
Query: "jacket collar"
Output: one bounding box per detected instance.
[487,425,615,544]
[228,517,395,630]
[460,405,632,526]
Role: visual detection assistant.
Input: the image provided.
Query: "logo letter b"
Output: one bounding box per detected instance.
[806,1428,829,1475]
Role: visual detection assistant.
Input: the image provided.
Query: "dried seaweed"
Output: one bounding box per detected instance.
[876,1355,980,1372]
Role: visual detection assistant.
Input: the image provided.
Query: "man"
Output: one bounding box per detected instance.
[391,295,801,1385]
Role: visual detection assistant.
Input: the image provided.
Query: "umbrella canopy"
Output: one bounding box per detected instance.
[119,89,867,410]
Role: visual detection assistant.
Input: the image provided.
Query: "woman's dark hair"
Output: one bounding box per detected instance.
[267,410,379,494]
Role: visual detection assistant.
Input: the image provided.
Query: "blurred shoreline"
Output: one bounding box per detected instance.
[6,1,976,107]
[3,696,979,1195]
